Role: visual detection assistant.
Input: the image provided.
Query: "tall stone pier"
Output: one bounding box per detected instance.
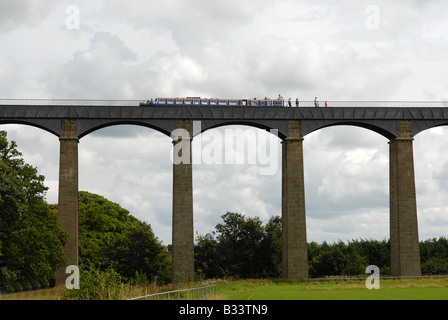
[389,121,421,277]
[282,120,308,279]
[171,120,195,282]
[56,119,79,285]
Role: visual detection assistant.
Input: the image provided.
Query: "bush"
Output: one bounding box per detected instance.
[21,281,32,292]
[422,257,448,275]
[61,267,124,300]
[309,247,366,278]
[0,267,18,293]
[39,276,50,289]
[77,191,171,284]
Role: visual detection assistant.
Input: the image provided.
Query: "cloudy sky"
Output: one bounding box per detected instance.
[1,0,448,245]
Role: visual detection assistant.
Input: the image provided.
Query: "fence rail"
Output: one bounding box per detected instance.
[0,99,448,108]
[125,276,448,300]
[283,100,448,108]
[126,284,217,301]
[0,99,142,106]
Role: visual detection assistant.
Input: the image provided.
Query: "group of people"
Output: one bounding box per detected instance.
[278,95,328,107]
[314,97,328,108]
[139,99,155,106]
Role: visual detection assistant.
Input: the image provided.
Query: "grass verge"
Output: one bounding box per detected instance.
[216,278,448,300]
[2,278,448,300]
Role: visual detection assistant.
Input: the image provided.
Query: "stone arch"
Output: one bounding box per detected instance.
[412,120,448,137]
[77,119,177,139]
[0,119,62,137]
[195,120,288,140]
[302,120,398,140]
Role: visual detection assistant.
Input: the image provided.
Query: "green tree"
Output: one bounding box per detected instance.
[420,237,448,275]
[104,223,171,282]
[422,256,448,275]
[76,191,171,283]
[195,212,283,279]
[309,246,366,277]
[347,238,390,275]
[215,212,265,278]
[195,232,219,279]
[259,215,282,277]
[0,131,67,292]
[420,237,448,262]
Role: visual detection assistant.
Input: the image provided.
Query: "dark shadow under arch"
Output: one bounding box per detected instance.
[412,121,448,138]
[197,120,287,140]
[0,119,61,137]
[302,120,396,140]
[77,120,176,140]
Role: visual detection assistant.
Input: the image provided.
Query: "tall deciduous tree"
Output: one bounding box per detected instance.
[0,131,67,292]
[76,191,171,283]
[195,212,282,279]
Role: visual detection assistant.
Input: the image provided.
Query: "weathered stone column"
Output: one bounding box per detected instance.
[56,119,79,285]
[282,120,308,280]
[172,120,194,282]
[389,121,421,277]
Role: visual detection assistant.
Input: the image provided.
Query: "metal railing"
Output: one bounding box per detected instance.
[0,99,142,106]
[126,284,217,301]
[0,99,447,108]
[280,100,448,108]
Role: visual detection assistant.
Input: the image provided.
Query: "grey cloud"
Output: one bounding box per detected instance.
[43,29,210,99]
[103,0,272,58]
[44,31,139,99]
[0,54,22,95]
[317,126,389,150]
[85,124,163,139]
[433,161,448,192]
[90,32,138,61]
[244,35,412,100]
[303,127,389,221]
[0,0,59,31]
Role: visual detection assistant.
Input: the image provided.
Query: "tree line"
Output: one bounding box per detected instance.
[195,212,448,279]
[1,130,447,293]
[0,131,67,292]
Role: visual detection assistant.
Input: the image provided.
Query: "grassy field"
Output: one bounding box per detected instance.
[2,278,448,300]
[216,278,448,300]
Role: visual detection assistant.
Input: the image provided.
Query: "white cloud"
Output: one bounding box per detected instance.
[0,125,60,203]
[303,126,389,241]
[43,31,140,99]
[414,127,448,241]
[0,53,22,96]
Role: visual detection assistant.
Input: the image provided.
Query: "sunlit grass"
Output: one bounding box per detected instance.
[216,278,448,300]
[2,278,448,300]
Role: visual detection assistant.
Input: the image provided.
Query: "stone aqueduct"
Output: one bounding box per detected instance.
[2,101,448,283]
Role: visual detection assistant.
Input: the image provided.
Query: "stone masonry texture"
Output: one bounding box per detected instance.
[56,119,79,285]
[172,120,195,282]
[282,120,308,280]
[389,121,421,277]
